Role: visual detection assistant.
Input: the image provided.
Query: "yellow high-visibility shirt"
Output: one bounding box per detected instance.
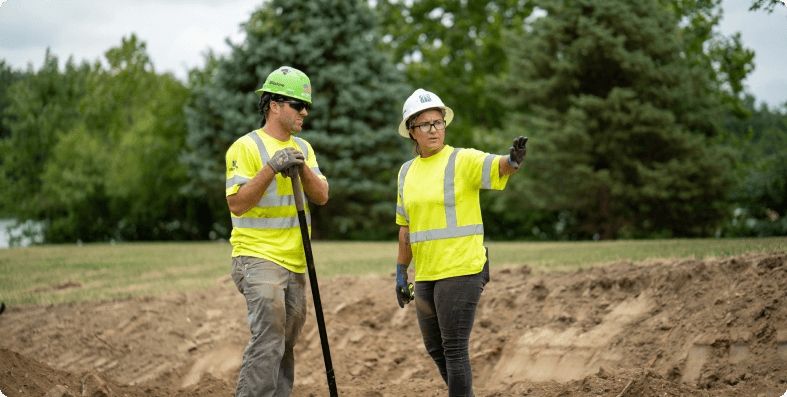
[396,145,509,282]
[225,130,327,273]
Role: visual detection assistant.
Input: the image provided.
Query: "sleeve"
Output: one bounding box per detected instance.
[460,148,510,191]
[225,141,260,197]
[303,140,328,184]
[396,165,409,226]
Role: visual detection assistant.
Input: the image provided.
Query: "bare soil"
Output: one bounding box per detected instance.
[2,251,787,397]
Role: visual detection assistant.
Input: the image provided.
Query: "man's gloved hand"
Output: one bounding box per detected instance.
[282,166,299,179]
[508,136,528,169]
[395,264,413,308]
[267,147,305,175]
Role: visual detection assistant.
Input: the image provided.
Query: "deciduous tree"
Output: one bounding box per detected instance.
[375,0,534,147]
[0,36,195,243]
[721,96,787,236]
[749,0,785,13]
[0,51,92,225]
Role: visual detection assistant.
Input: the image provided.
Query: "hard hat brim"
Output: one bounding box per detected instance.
[255,88,313,104]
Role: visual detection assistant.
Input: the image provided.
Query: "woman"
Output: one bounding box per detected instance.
[394,88,527,397]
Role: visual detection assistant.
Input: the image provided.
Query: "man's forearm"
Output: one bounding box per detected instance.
[227,166,276,216]
[300,165,329,205]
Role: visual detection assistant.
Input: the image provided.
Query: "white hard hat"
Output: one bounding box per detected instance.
[398,89,454,138]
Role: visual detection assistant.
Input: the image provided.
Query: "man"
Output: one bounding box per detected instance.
[225,66,329,397]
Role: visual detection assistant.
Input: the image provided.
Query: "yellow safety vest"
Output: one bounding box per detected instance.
[396,146,509,281]
[225,130,326,273]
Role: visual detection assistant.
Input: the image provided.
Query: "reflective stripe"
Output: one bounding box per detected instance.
[232,214,311,229]
[399,147,485,243]
[246,131,280,204]
[226,175,251,189]
[481,154,495,189]
[292,137,309,161]
[248,130,272,162]
[443,149,460,228]
[292,137,326,179]
[257,194,297,207]
[398,158,415,224]
[411,224,484,244]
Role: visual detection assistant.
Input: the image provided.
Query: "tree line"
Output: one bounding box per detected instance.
[1,0,785,244]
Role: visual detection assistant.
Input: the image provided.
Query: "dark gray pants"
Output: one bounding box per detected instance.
[231,256,307,397]
[415,255,489,397]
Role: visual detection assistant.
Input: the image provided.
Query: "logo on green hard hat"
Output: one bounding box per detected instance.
[255,66,312,104]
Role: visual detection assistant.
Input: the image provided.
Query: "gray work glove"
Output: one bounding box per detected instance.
[267,147,305,175]
[508,136,528,169]
[282,165,299,179]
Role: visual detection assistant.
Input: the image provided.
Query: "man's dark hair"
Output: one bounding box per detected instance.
[258,93,289,128]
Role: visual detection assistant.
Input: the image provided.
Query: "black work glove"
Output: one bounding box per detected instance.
[508,136,528,169]
[267,147,305,175]
[395,264,413,308]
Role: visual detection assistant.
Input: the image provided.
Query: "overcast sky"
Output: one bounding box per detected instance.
[0,0,785,108]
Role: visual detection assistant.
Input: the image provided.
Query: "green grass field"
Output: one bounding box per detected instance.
[0,237,784,307]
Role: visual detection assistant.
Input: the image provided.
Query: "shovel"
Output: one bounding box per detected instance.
[290,170,338,397]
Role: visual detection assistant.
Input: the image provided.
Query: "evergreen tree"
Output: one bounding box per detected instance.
[184,0,411,240]
[498,0,737,239]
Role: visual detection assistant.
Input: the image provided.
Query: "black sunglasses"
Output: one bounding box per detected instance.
[278,99,310,112]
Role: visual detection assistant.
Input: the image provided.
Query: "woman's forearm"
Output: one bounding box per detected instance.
[499,155,519,176]
[397,226,413,265]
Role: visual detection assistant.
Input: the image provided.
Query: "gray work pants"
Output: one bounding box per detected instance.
[232,256,307,397]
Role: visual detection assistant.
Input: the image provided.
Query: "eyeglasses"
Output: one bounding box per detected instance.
[278,99,310,112]
[412,119,446,133]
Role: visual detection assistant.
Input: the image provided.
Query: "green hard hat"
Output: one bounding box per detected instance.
[255,66,312,104]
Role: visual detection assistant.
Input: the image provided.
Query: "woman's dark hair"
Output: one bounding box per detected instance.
[408,131,422,156]
[406,107,446,156]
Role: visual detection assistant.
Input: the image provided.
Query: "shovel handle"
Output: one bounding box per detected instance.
[290,169,306,212]
[289,170,338,397]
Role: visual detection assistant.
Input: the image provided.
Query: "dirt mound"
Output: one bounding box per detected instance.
[1,252,787,397]
[0,348,233,397]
